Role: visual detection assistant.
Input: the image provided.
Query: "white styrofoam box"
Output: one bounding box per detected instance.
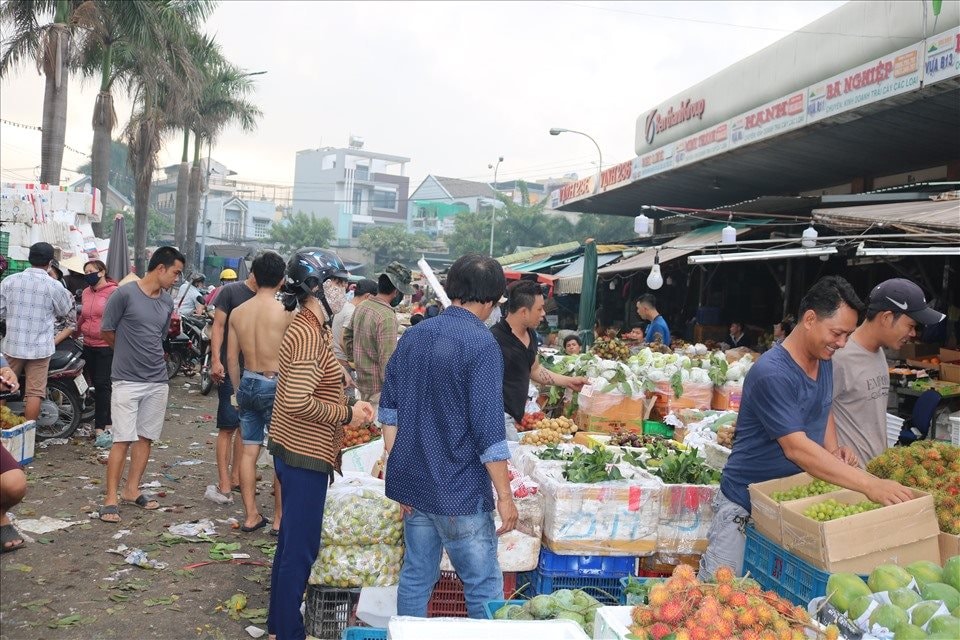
[593,606,633,640]
[1,420,36,465]
[949,413,960,446]
[387,616,590,640]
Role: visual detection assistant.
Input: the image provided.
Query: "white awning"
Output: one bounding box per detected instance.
[554,253,622,294]
[598,223,752,275]
[813,196,960,231]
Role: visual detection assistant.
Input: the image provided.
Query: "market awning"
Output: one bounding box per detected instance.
[496,242,580,266]
[598,223,752,275]
[506,254,577,272]
[812,196,960,232]
[554,253,623,294]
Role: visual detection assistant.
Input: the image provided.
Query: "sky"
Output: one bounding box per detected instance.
[0,0,845,191]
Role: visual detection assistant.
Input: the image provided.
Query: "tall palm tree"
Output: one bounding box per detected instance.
[78,0,213,237]
[183,61,262,268]
[1,0,92,185]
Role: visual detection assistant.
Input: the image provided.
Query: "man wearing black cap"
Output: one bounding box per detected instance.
[832,279,947,467]
[0,242,74,422]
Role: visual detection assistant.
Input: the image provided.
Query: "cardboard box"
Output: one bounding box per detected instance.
[780,488,941,573]
[899,343,939,360]
[1,420,36,465]
[906,359,940,371]
[940,531,960,565]
[940,348,960,363]
[748,472,830,545]
[940,361,960,384]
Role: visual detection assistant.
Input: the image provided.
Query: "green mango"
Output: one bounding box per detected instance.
[889,587,922,610]
[827,572,872,613]
[913,601,948,627]
[870,603,909,633]
[906,560,944,588]
[920,582,960,611]
[944,556,959,593]
[848,595,876,621]
[870,565,914,593]
[893,622,928,639]
[927,615,960,636]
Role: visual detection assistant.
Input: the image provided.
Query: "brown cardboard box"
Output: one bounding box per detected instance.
[900,343,939,360]
[941,348,960,363]
[940,531,960,565]
[941,362,960,384]
[906,359,940,371]
[748,473,841,545]
[780,489,940,573]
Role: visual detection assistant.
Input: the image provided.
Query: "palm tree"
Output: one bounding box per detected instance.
[183,59,262,268]
[1,0,92,185]
[78,0,213,237]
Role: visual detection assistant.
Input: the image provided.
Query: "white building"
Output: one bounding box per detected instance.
[292,141,410,245]
[197,196,279,245]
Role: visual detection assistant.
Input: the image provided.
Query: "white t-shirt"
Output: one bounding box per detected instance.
[831,336,890,468]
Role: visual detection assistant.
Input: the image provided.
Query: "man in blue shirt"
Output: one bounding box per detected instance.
[637,293,670,344]
[378,253,518,619]
[698,276,914,580]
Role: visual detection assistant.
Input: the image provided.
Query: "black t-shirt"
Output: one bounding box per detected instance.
[491,318,538,422]
[215,281,256,363]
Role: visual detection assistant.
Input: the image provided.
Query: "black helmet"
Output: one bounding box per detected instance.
[295,247,350,281]
[283,251,342,317]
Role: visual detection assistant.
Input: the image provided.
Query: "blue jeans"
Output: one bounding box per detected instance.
[268,456,329,640]
[397,509,501,619]
[236,371,277,445]
[217,373,239,430]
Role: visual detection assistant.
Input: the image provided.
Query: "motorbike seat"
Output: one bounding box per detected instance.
[49,348,75,370]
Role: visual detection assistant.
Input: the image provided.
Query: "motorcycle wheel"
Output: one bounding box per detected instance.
[166,351,183,380]
[199,352,214,395]
[37,379,82,440]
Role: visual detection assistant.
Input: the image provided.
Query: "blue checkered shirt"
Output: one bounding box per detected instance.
[0,268,75,359]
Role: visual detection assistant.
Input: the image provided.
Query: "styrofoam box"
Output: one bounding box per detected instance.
[1,420,36,465]
[386,616,589,640]
[593,605,634,640]
[949,413,960,446]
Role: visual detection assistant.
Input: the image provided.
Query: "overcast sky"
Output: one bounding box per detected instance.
[1,0,844,191]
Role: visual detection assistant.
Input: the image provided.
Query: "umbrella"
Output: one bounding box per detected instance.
[577,239,597,348]
[235,258,249,282]
[106,213,130,281]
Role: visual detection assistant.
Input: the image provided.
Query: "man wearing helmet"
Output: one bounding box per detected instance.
[204,268,238,306]
[266,251,374,639]
[175,272,207,316]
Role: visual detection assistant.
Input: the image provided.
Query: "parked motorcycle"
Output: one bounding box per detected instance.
[3,337,90,439]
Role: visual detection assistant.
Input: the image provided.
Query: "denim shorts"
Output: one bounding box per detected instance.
[217,374,239,430]
[236,371,277,445]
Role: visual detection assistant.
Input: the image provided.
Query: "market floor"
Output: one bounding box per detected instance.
[0,381,280,640]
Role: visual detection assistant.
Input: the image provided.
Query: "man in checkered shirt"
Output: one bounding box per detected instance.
[0,242,75,422]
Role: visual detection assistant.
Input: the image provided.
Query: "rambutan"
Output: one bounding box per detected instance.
[728,591,748,607]
[741,630,761,640]
[655,600,685,626]
[791,605,809,623]
[720,608,736,624]
[689,627,708,640]
[648,584,670,607]
[632,606,654,626]
[715,583,734,603]
[715,619,734,637]
[672,563,696,580]
[756,605,775,626]
[714,565,735,584]
[649,622,672,640]
[824,624,840,640]
[759,630,778,640]
[777,629,793,640]
[736,607,758,628]
[628,626,651,640]
[674,630,691,640]
[772,617,790,633]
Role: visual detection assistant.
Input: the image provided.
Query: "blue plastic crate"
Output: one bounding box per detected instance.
[743,525,866,607]
[484,599,527,620]
[516,570,537,597]
[342,629,386,640]
[535,573,624,605]
[537,547,636,578]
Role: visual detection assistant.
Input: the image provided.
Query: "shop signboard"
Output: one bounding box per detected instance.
[730,90,806,148]
[807,40,923,123]
[673,122,729,168]
[599,159,636,193]
[551,174,596,208]
[924,26,960,86]
[636,146,674,180]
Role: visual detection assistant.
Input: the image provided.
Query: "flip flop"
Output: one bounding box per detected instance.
[98,505,121,524]
[269,528,279,537]
[1,523,25,552]
[121,494,160,511]
[240,515,269,533]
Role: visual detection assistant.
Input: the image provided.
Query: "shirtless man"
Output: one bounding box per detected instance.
[227,252,292,533]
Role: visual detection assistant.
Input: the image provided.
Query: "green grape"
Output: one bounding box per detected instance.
[772,479,841,502]
[802,498,881,521]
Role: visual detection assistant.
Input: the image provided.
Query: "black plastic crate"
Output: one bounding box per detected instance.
[304,585,362,640]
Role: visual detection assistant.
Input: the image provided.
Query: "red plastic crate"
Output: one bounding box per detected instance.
[427,571,517,618]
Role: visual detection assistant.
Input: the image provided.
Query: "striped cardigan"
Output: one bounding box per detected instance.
[267,307,350,475]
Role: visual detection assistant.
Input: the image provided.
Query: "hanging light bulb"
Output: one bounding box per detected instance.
[802,223,818,248]
[634,213,652,237]
[721,214,737,245]
[646,247,663,290]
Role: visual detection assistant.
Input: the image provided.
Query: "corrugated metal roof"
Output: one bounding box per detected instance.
[497,242,581,266]
[813,196,960,231]
[433,176,499,199]
[599,223,752,275]
[554,253,623,295]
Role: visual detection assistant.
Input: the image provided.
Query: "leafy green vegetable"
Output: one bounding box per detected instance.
[563,446,624,484]
[649,447,721,485]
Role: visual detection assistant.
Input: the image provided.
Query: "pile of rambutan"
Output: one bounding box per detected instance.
[866,441,960,534]
[628,564,840,640]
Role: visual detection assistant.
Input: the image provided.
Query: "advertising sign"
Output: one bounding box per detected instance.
[807,41,923,123]
[599,159,636,192]
[552,175,596,208]
[730,91,806,148]
[673,123,729,168]
[924,26,960,85]
[636,146,674,180]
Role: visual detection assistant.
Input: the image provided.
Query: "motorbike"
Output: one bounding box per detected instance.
[165,296,213,384]
[3,337,90,440]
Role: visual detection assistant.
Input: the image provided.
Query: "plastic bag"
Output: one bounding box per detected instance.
[322,474,403,546]
[309,543,404,587]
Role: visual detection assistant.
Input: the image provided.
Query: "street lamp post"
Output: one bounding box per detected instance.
[549,128,602,190]
[488,156,503,257]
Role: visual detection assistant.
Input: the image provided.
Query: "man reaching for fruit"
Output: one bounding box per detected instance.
[492,280,587,441]
[699,276,915,581]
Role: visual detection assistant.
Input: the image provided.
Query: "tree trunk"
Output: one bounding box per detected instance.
[90,92,115,238]
[133,119,153,276]
[173,129,190,253]
[39,25,70,186]
[185,136,203,270]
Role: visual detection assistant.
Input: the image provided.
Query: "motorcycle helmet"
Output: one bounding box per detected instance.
[294,247,350,281]
[283,251,344,317]
[189,272,206,285]
[219,268,238,281]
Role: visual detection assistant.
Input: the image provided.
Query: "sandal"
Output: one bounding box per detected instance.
[121,494,160,511]
[99,505,121,524]
[240,515,269,533]
[1,523,25,552]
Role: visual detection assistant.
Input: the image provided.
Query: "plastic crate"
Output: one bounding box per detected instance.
[3,259,29,278]
[0,231,9,255]
[537,547,635,577]
[304,585,361,640]
[618,576,664,605]
[484,599,527,619]
[342,628,386,640]
[743,525,867,607]
[534,573,624,605]
[427,570,517,618]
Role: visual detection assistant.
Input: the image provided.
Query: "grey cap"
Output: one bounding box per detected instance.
[868,278,945,325]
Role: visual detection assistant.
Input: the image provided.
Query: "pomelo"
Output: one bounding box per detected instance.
[920,582,960,611]
[827,572,872,613]
[869,603,909,633]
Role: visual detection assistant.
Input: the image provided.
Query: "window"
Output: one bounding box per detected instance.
[253,218,270,239]
[355,164,369,181]
[352,188,363,215]
[224,209,242,241]
[372,188,397,211]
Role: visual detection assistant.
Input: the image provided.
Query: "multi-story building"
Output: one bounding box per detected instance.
[407,175,502,238]
[292,140,410,245]
[198,196,280,245]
